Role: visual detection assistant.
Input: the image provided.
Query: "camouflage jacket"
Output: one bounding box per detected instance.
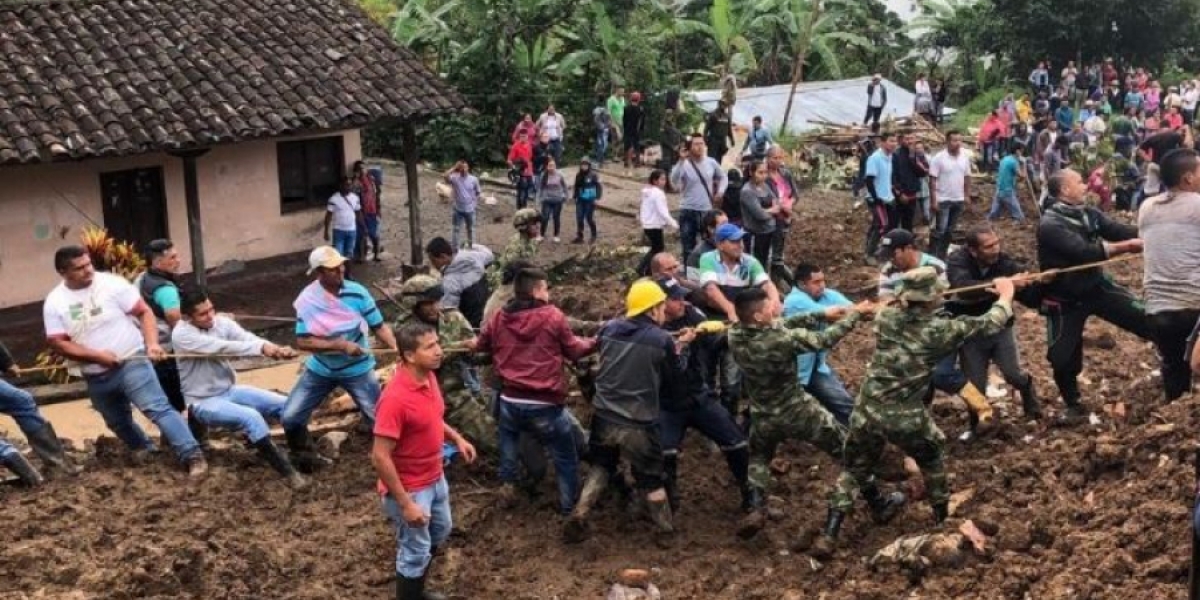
[728,311,862,416]
[398,308,478,395]
[858,300,1013,410]
[486,233,538,289]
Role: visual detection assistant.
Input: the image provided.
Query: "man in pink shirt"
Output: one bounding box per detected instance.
[765,146,799,284]
[372,322,476,600]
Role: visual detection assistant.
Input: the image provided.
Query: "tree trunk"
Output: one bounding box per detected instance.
[779,0,822,135]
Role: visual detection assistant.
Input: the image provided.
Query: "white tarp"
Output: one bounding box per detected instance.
[688,76,953,134]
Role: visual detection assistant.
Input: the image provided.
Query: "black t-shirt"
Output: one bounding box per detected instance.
[1140,131,1184,164]
[623,104,644,138]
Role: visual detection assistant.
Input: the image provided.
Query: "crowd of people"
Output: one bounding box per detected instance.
[7,64,1200,600]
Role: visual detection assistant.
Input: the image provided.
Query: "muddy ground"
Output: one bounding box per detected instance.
[1,181,1192,600]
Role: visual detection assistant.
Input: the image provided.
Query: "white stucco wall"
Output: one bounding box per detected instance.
[0,129,362,308]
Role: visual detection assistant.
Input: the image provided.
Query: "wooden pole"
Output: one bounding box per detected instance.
[402,122,424,266]
[779,0,822,135]
[169,149,212,292]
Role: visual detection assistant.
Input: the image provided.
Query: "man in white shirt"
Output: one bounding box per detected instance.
[928,130,972,259]
[43,245,207,476]
[324,177,363,268]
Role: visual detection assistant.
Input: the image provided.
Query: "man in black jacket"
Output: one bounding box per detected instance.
[892,134,928,232]
[946,227,1042,419]
[654,277,751,514]
[1037,169,1151,419]
[567,279,694,544]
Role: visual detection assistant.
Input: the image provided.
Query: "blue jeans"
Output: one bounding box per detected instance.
[0,378,47,434]
[281,367,380,433]
[515,177,533,210]
[659,398,747,454]
[679,208,706,260]
[933,201,965,256]
[497,400,579,515]
[85,359,201,462]
[549,139,564,165]
[331,229,356,259]
[0,436,15,459]
[805,368,855,425]
[191,386,286,443]
[452,209,475,248]
[382,476,452,578]
[540,201,564,238]
[932,354,967,395]
[594,129,609,164]
[988,189,1025,222]
[575,200,597,239]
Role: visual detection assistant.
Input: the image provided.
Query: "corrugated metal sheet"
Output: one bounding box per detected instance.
[688,76,953,134]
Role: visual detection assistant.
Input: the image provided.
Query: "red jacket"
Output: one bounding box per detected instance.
[508,141,533,177]
[477,299,596,404]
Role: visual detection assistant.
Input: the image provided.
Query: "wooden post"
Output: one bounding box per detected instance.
[169,148,212,291]
[402,122,424,266]
[779,0,822,135]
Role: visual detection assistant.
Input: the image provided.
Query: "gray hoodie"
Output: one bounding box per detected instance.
[441,245,494,310]
[172,316,266,403]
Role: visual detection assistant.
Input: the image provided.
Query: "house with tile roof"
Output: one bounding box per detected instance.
[0,0,466,307]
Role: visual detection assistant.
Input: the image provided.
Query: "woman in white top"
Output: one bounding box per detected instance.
[913,73,933,119]
[637,169,678,275]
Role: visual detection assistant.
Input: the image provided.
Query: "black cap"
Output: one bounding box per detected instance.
[878,229,916,257]
[655,277,690,300]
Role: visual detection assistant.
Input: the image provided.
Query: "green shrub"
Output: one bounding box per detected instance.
[948,86,1021,131]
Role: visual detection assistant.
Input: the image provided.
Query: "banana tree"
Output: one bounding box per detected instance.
[389,0,463,71]
[677,0,760,82]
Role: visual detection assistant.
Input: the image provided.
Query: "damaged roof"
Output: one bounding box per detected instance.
[0,0,467,165]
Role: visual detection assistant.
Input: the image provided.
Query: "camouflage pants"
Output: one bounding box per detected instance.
[845,401,948,506]
[748,394,856,512]
[444,391,498,456]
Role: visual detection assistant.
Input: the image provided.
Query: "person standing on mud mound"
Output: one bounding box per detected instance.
[485,208,540,291]
[946,227,1043,420]
[652,277,752,515]
[171,289,308,489]
[1139,149,1200,401]
[282,246,398,472]
[841,268,1015,541]
[372,322,477,600]
[43,246,207,477]
[0,341,77,479]
[136,239,208,447]
[395,275,496,457]
[727,287,899,559]
[567,279,692,545]
[878,229,997,439]
[1038,169,1152,421]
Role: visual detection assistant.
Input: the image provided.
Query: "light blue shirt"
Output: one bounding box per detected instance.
[295,281,384,379]
[782,287,851,385]
[865,149,894,203]
[996,155,1020,194]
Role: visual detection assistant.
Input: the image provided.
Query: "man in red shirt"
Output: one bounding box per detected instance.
[372,322,476,600]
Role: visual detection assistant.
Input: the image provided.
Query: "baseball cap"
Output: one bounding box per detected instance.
[878,229,916,258]
[655,276,690,300]
[714,223,745,243]
[307,245,347,275]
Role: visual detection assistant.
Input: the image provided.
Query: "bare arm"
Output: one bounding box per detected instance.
[295,335,359,354]
[323,211,332,240]
[134,304,165,359]
[46,335,120,368]
[705,283,737,322]
[373,323,399,352]
[370,436,426,527]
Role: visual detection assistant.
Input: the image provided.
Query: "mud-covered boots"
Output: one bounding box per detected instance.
[1016,376,1043,419]
[187,410,211,450]
[564,466,610,543]
[736,485,766,539]
[663,454,680,512]
[863,484,907,524]
[25,422,80,477]
[254,438,309,489]
[809,509,845,560]
[285,428,333,473]
[646,488,676,547]
[397,572,446,600]
[2,452,43,487]
[932,501,949,524]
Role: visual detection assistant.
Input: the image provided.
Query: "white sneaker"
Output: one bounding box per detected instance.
[553,236,561,243]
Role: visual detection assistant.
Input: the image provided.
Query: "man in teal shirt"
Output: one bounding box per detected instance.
[863,133,898,264]
[988,146,1027,223]
[282,246,398,471]
[781,263,855,424]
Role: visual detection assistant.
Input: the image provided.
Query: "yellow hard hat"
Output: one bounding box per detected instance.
[625,278,667,318]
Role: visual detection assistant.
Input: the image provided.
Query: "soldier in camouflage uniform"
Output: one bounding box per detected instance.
[485,208,541,290]
[838,267,1015,546]
[396,275,498,456]
[727,287,903,555]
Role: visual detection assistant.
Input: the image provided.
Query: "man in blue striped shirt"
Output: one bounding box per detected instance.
[781,264,856,424]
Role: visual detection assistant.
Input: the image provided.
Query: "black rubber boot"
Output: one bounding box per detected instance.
[1,452,43,487]
[1058,397,1089,425]
[810,509,845,560]
[724,447,751,510]
[663,454,680,512]
[932,501,949,524]
[254,438,309,489]
[740,483,762,514]
[735,485,766,539]
[187,410,211,450]
[24,422,80,476]
[1016,376,1043,419]
[422,547,447,600]
[284,428,332,474]
[863,484,907,524]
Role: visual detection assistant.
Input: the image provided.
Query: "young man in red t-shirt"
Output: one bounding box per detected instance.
[371,322,476,600]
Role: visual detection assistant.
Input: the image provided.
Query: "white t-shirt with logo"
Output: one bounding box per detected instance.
[326,192,361,232]
[43,272,145,375]
[929,150,972,203]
